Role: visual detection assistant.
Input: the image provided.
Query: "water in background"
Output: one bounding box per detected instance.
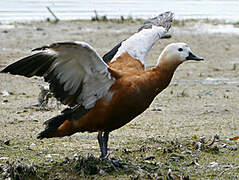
[0,0,239,23]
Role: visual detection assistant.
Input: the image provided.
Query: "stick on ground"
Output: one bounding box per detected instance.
[46,6,60,23]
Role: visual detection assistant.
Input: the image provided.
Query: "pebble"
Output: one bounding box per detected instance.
[144,155,155,160]
[45,154,52,158]
[221,144,228,148]
[36,27,44,31]
[29,143,36,150]
[168,156,181,162]
[151,108,162,112]
[222,163,232,169]
[1,90,10,97]
[210,162,218,168]
[182,150,192,155]
[4,140,10,146]
[99,169,106,176]
[228,145,238,151]
[0,157,9,161]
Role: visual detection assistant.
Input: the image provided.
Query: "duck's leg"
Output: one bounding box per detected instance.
[97,131,110,158]
[103,131,109,154]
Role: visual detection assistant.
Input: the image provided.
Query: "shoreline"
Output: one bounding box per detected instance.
[1,18,239,36]
[1,17,239,25]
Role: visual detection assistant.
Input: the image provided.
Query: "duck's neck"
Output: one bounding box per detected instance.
[112,26,166,66]
[144,61,182,98]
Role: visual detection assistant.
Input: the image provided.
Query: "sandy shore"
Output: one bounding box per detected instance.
[0,20,239,178]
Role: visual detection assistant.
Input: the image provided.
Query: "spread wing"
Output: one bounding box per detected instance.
[1,41,115,109]
[137,11,173,32]
[102,11,174,63]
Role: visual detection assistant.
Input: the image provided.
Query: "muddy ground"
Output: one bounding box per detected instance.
[0,20,239,179]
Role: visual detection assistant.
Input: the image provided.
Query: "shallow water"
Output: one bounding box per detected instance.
[173,78,239,86]
[0,0,239,23]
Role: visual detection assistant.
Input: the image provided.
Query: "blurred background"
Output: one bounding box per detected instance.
[0,0,239,23]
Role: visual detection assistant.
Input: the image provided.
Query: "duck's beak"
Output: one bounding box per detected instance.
[186,52,204,61]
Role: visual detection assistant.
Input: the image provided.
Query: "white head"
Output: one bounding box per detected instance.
[157,43,203,69]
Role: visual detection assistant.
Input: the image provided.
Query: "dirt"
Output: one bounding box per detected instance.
[0,20,239,179]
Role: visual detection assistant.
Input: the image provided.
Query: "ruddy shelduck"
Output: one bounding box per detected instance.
[1,12,203,158]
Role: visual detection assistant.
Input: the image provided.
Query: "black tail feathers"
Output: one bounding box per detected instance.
[37,111,69,139]
[37,106,89,139]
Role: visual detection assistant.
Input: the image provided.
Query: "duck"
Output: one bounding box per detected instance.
[0,12,204,158]
[1,41,203,158]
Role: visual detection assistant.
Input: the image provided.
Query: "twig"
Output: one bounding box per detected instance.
[208,134,220,146]
[219,170,227,177]
[92,10,99,21]
[46,6,60,23]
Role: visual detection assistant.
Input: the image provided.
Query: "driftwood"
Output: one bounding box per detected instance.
[46,6,60,23]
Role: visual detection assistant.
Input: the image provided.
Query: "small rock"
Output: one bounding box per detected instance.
[222,163,232,169]
[144,155,155,160]
[123,148,132,154]
[1,90,10,97]
[168,156,180,162]
[210,162,218,168]
[99,169,106,176]
[151,108,162,112]
[4,140,10,146]
[3,100,8,103]
[36,27,44,31]
[228,145,238,151]
[0,157,9,161]
[45,154,52,158]
[221,144,227,148]
[182,150,192,155]
[29,143,36,150]
[2,30,8,33]
[52,154,60,157]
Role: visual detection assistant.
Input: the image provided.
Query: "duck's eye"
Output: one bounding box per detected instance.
[178,48,183,52]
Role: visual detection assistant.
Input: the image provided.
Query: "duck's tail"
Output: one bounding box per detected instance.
[37,107,88,139]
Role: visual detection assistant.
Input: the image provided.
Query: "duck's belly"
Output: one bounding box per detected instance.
[76,90,152,132]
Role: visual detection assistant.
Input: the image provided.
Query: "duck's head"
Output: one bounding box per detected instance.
[157,43,203,70]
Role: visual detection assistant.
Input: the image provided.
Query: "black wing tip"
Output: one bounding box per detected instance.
[0,66,16,74]
[138,11,174,32]
[0,68,7,73]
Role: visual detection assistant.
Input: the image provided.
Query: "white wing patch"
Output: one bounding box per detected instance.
[111,26,166,66]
